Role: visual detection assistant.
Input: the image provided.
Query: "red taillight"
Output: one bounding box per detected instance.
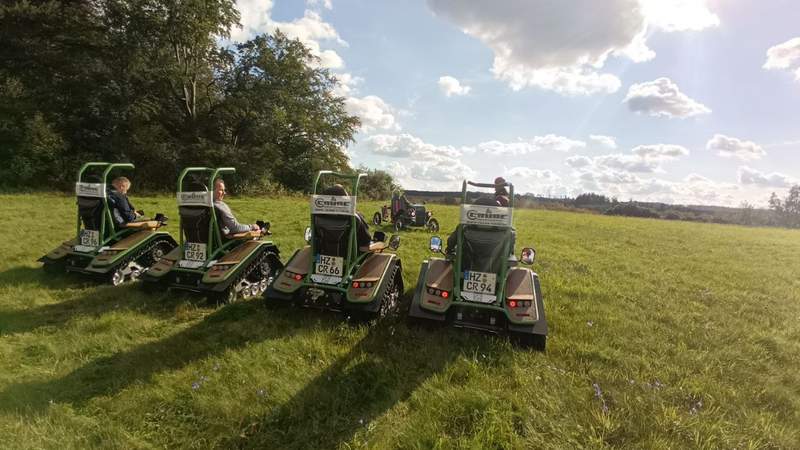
[509,300,517,308]
[441,291,449,298]
[294,274,302,281]
[352,281,360,288]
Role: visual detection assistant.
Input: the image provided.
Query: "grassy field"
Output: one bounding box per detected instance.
[1,193,799,449]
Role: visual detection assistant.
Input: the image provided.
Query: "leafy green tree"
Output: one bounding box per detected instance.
[0,2,358,192]
[768,186,800,228]
[354,166,399,200]
[209,32,359,192]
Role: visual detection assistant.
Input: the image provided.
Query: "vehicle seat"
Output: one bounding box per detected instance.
[180,206,211,243]
[78,197,104,231]
[461,226,509,274]
[314,215,352,257]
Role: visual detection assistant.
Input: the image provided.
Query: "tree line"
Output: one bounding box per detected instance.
[0,0,395,195]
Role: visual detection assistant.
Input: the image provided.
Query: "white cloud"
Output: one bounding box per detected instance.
[506,167,560,181]
[345,96,400,132]
[640,0,720,32]
[594,154,661,173]
[590,135,618,149]
[364,134,475,185]
[566,155,593,168]
[574,168,746,206]
[631,144,689,160]
[427,0,644,95]
[738,166,796,188]
[363,133,461,160]
[493,65,623,96]
[332,72,363,97]
[504,167,566,196]
[307,0,333,10]
[624,78,711,118]
[231,4,346,69]
[438,76,472,97]
[763,37,800,82]
[231,0,275,42]
[706,134,766,161]
[427,0,719,96]
[477,135,586,155]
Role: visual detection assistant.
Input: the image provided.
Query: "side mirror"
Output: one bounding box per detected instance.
[372,230,386,242]
[429,236,443,253]
[304,226,312,244]
[388,234,401,250]
[520,247,536,265]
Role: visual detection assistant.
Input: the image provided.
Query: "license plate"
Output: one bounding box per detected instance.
[315,255,343,277]
[177,260,205,269]
[80,229,100,247]
[461,291,497,304]
[184,242,207,262]
[463,271,497,295]
[310,274,343,285]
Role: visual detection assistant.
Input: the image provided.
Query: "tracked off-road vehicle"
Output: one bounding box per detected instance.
[407,180,547,349]
[265,171,403,319]
[140,167,282,302]
[39,162,177,285]
[372,190,440,232]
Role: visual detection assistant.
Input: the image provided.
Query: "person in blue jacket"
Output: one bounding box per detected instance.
[108,176,142,227]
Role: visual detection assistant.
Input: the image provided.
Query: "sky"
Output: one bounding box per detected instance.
[231,0,800,207]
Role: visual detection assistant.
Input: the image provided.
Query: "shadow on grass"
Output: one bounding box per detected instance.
[0,298,324,414]
[0,265,95,290]
[0,265,198,335]
[225,308,472,449]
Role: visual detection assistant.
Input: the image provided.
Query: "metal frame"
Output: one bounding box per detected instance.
[451,179,515,313]
[302,170,368,295]
[76,162,135,245]
[175,167,236,268]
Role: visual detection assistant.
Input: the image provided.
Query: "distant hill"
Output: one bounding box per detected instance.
[397,190,778,228]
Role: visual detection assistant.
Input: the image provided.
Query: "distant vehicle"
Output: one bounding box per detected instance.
[373,190,440,232]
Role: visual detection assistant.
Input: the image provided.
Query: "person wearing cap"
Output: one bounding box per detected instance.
[494,176,510,206]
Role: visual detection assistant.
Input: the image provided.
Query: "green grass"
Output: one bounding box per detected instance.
[1,193,799,449]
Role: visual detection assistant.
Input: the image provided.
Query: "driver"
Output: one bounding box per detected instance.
[494,177,510,206]
[213,178,261,236]
[322,184,371,250]
[108,176,142,227]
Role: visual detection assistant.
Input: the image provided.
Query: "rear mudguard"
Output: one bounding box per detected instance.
[345,253,401,313]
[409,258,547,337]
[141,241,281,294]
[269,246,312,296]
[39,238,78,263]
[141,246,183,280]
[267,246,402,312]
[203,241,281,292]
[85,230,177,274]
[408,262,446,322]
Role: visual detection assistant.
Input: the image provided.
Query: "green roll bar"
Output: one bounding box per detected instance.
[306,170,367,292]
[177,167,235,259]
[76,162,135,245]
[453,179,515,305]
